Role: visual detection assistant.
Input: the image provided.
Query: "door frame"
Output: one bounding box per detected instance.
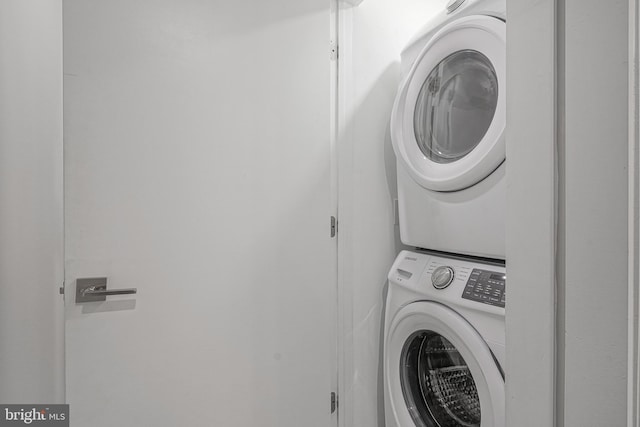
[507,0,640,425]
[505,0,557,424]
[627,0,640,424]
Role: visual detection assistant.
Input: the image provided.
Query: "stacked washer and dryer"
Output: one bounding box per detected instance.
[383,0,507,426]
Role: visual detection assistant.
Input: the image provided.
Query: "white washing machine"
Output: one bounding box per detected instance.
[390,0,506,259]
[384,250,505,427]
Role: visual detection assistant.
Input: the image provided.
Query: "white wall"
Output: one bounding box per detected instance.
[337,2,446,426]
[0,0,64,403]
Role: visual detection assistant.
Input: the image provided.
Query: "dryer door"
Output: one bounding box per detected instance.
[391,15,506,192]
[385,302,504,427]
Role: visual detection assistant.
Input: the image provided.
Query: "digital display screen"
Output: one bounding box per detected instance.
[490,273,506,281]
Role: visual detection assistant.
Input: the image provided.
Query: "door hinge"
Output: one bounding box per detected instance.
[393,198,399,225]
[59,283,65,295]
[331,392,338,414]
[330,216,338,238]
[330,41,338,60]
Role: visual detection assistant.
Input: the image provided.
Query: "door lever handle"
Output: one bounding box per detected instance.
[81,286,137,297]
[76,277,137,303]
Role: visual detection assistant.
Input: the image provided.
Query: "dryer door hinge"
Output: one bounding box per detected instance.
[330,41,338,60]
[331,392,338,414]
[330,216,338,238]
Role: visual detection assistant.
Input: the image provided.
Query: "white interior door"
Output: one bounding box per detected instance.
[63,1,336,426]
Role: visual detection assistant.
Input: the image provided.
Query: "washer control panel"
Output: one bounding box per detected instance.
[462,269,506,308]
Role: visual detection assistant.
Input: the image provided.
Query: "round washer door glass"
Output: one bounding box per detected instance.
[390,15,506,192]
[401,330,481,427]
[414,50,498,164]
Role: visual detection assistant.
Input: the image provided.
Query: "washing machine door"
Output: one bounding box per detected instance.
[385,302,504,427]
[391,15,506,192]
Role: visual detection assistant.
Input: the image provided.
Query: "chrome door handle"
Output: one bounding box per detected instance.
[82,286,137,297]
[76,277,137,303]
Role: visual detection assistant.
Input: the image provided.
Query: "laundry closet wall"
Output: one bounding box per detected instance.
[336,1,446,426]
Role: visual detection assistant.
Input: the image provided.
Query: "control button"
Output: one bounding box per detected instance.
[432,266,455,289]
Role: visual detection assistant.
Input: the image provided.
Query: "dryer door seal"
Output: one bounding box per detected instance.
[391,15,506,192]
[385,302,505,427]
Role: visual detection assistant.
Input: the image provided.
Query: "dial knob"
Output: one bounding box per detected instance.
[431,266,454,289]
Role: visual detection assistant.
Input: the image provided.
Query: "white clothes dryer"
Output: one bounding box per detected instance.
[384,250,505,427]
[391,0,506,259]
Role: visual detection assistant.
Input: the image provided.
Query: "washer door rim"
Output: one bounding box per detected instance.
[384,301,505,427]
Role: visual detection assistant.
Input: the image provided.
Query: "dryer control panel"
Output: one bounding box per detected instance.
[462,269,506,308]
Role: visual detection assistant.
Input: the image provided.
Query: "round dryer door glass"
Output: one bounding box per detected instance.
[414,50,498,164]
[400,330,481,427]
